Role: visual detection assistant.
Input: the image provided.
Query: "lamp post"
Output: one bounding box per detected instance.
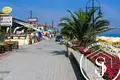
[86,0,103,28]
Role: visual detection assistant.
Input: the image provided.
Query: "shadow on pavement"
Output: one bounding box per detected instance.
[69,56,86,80]
[51,50,66,55]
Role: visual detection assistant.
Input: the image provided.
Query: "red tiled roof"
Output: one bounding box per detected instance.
[37,24,45,27]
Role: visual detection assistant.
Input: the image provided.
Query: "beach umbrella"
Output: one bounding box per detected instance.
[106,38,113,44]
[118,42,120,46]
[111,38,120,42]
[98,36,108,40]
[98,38,105,42]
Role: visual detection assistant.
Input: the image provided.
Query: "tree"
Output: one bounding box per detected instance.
[59,8,114,47]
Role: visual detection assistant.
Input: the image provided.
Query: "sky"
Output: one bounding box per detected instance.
[0,0,120,35]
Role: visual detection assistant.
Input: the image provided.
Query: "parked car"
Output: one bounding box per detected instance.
[55,35,63,42]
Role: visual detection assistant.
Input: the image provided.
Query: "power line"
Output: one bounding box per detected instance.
[12,3,29,13]
[4,0,41,23]
[5,0,30,13]
[5,1,38,19]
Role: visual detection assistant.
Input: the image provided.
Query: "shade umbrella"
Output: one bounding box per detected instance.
[106,37,113,44]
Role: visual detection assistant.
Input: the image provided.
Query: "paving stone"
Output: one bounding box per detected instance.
[0,40,77,80]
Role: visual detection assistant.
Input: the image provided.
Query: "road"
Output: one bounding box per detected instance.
[0,39,78,80]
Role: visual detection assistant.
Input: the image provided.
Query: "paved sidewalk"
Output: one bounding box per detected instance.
[0,40,77,80]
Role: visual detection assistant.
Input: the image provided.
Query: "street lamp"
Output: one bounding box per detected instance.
[86,0,103,35]
[86,0,103,25]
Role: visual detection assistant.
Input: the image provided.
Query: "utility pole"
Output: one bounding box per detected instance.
[45,22,47,26]
[52,20,54,28]
[44,22,47,31]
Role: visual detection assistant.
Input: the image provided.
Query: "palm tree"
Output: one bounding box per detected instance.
[61,26,74,41]
[59,8,114,47]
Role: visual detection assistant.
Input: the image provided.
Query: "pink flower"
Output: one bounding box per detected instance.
[80,50,120,79]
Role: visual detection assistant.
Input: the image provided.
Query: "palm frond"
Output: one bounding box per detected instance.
[59,8,113,47]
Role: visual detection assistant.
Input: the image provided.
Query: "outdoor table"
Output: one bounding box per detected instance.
[7,43,14,51]
[0,43,6,54]
[5,41,19,50]
[11,41,19,49]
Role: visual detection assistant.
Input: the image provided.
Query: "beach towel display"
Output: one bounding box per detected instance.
[28,32,41,44]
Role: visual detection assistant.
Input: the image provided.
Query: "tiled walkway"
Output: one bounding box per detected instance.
[0,40,77,80]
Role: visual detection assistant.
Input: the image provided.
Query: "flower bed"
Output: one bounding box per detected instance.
[71,46,80,50]
[79,47,120,80]
[71,41,80,45]
[71,41,81,50]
